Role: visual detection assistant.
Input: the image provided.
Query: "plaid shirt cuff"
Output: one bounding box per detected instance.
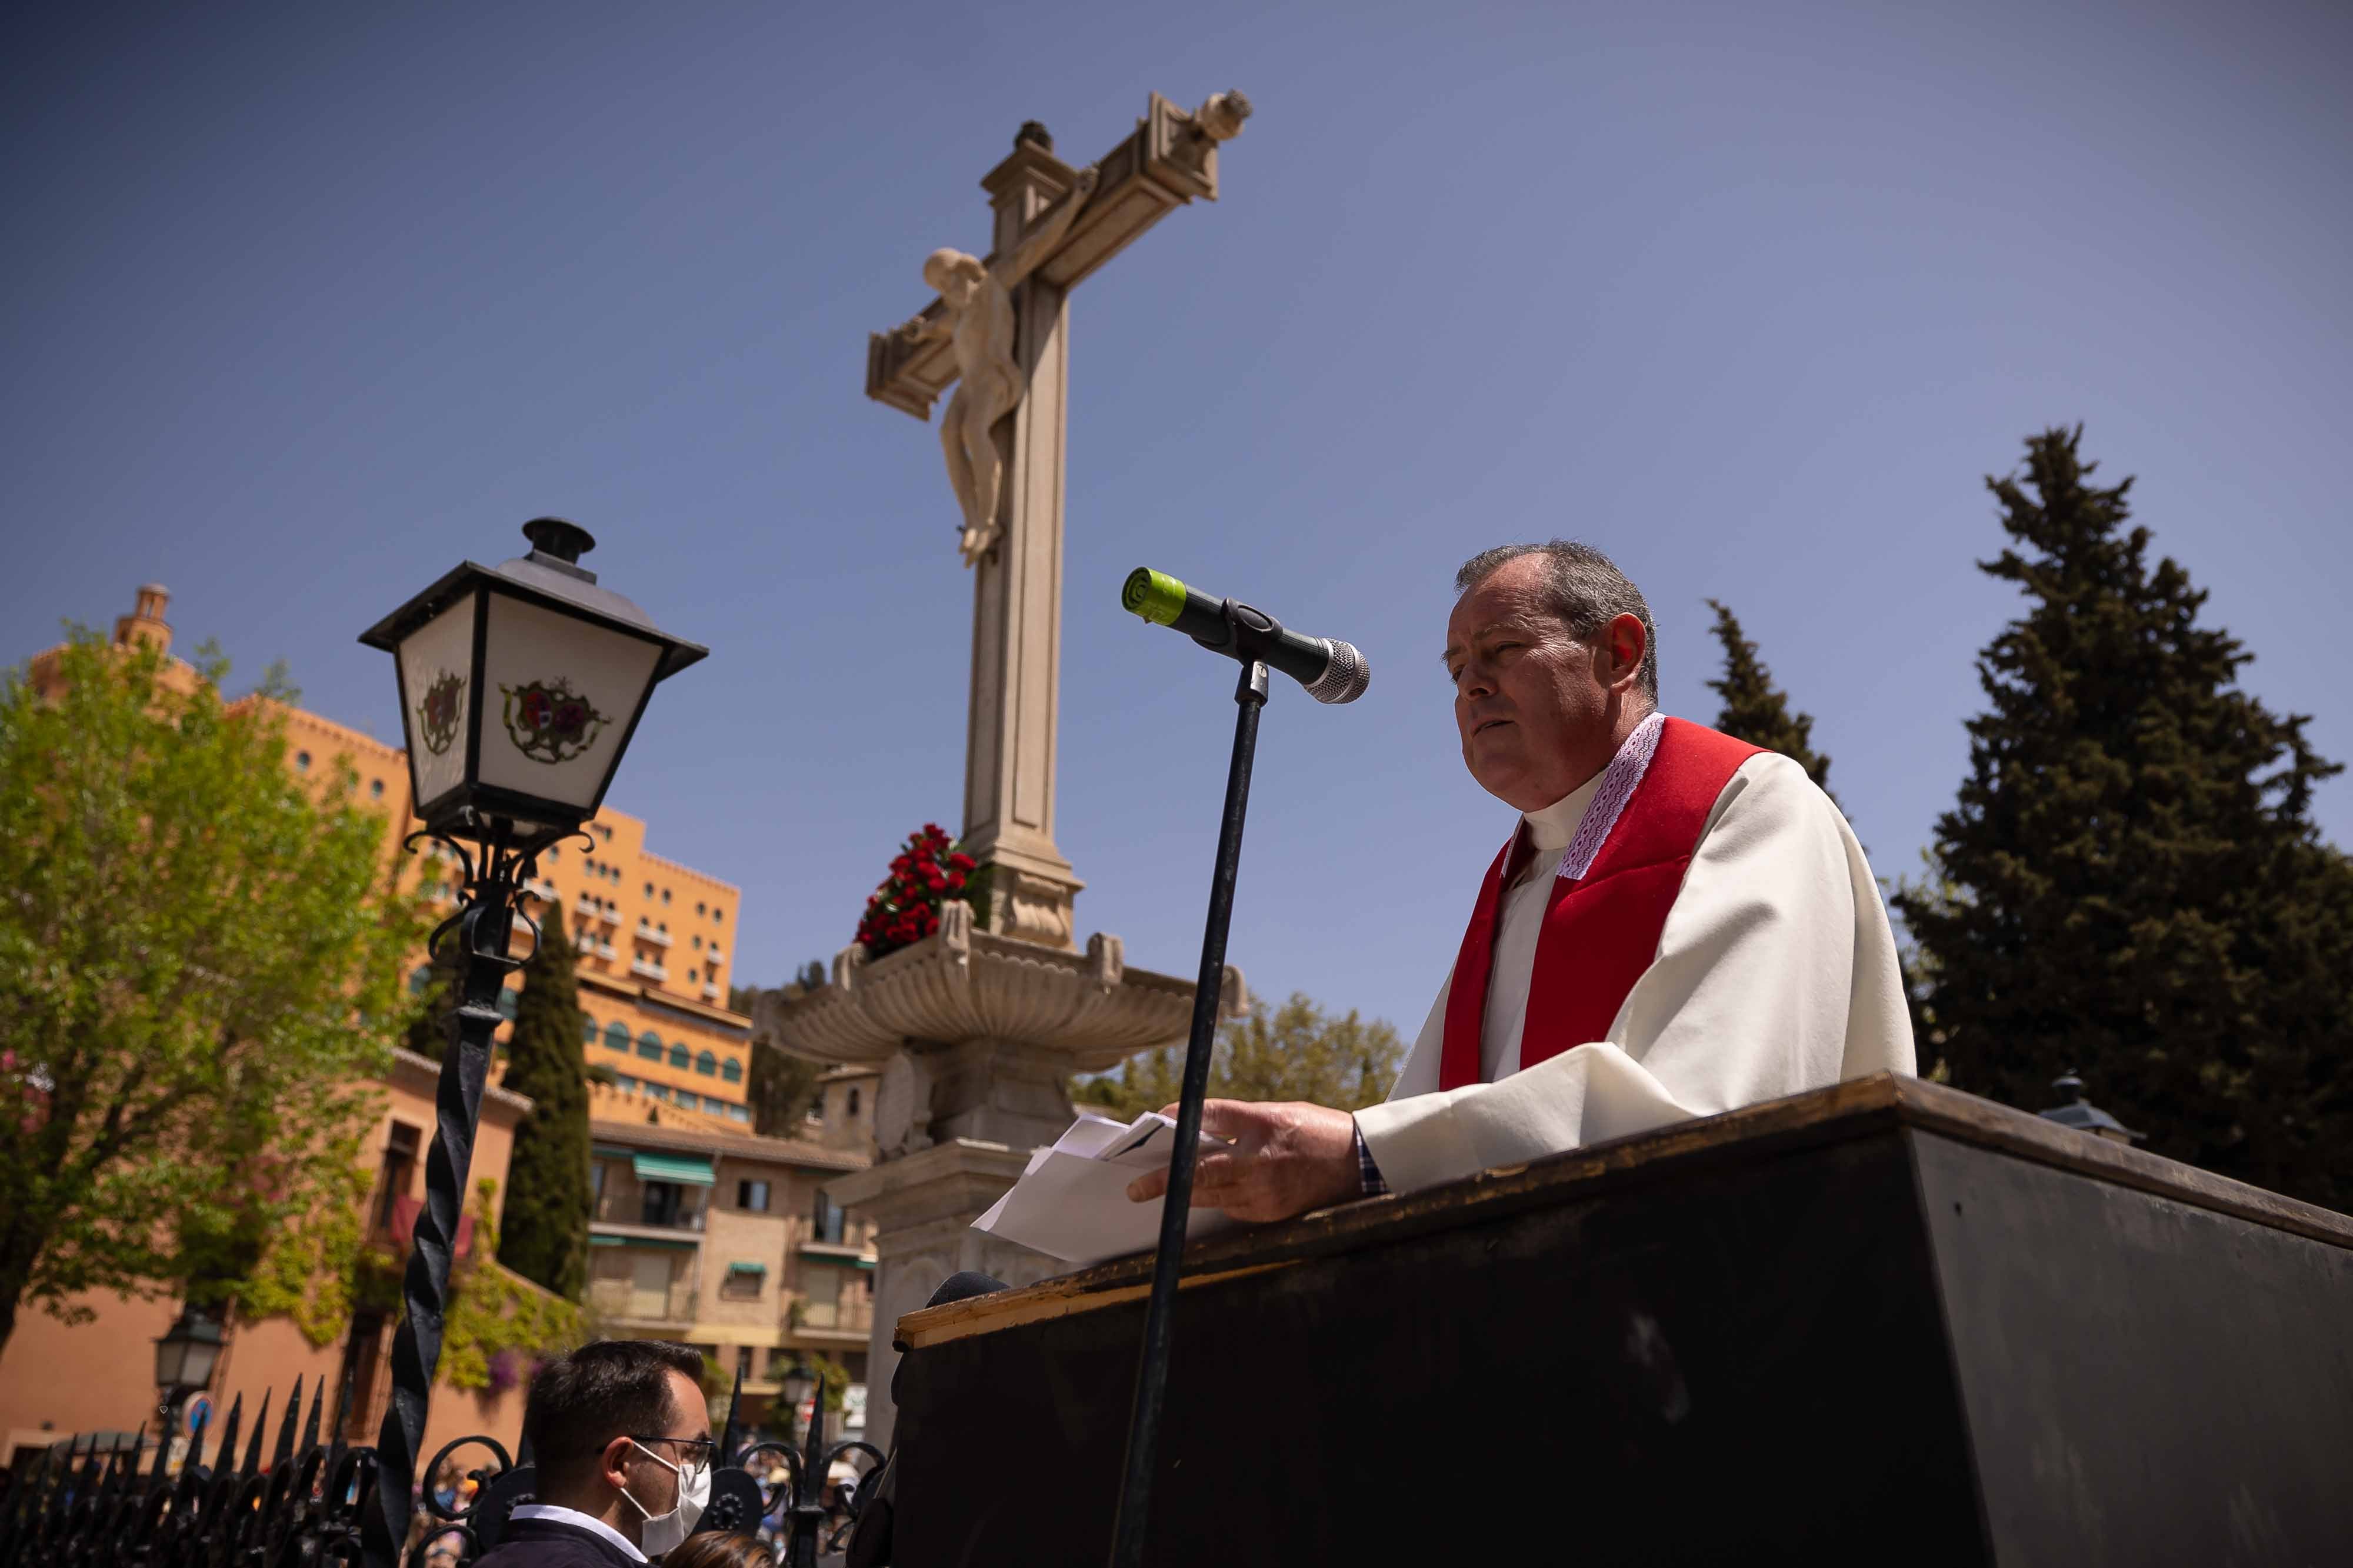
[1354,1119,1388,1197]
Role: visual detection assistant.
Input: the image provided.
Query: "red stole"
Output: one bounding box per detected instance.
[1438,718,1764,1090]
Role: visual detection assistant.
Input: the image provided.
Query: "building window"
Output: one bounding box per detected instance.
[799,1264,845,1327]
[641,1180,694,1228]
[495,989,518,1021]
[720,1056,743,1085]
[645,882,654,896]
[645,1083,670,1103]
[721,1269,762,1304]
[662,889,672,904]
[581,1015,597,1045]
[738,1179,769,1212]
[638,1030,663,1062]
[616,1073,638,1091]
[409,966,434,995]
[726,1103,749,1123]
[692,936,702,950]
[547,846,559,860]
[714,909,724,923]
[369,779,384,798]
[669,1043,689,1069]
[696,1050,718,1077]
[605,1022,631,1053]
[848,1087,861,1117]
[675,1092,698,1112]
[295,750,311,771]
[813,1193,846,1245]
[696,902,706,916]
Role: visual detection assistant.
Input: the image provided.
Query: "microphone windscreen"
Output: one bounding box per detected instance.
[1303,638,1371,705]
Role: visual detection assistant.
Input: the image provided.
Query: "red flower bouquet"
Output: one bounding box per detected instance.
[857,823,986,959]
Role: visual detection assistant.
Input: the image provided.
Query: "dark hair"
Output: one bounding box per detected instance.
[524,1339,705,1496]
[1455,541,1659,700]
[659,1531,778,1568]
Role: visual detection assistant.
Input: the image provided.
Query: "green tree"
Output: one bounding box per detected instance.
[1893,427,2353,1209]
[744,962,828,1137]
[1074,992,1405,1120]
[0,631,415,1354]
[1704,599,1836,798]
[496,923,593,1300]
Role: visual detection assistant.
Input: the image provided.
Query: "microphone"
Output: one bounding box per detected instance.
[1120,568,1371,704]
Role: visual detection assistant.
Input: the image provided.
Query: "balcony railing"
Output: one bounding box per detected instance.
[702,982,722,1000]
[588,1274,698,1325]
[595,1196,706,1232]
[794,1298,875,1335]
[574,894,601,918]
[523,878,559,902]
[632,958,669,982]
[636,925,673,948]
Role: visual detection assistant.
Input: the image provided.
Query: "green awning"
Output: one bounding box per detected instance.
[726,1261,766,1275]
[632,1152,715,1186]
[589,1233,699,1251]
[592,1145,638,1162]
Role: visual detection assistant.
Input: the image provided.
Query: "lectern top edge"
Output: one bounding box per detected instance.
[897,1073,2353,1352]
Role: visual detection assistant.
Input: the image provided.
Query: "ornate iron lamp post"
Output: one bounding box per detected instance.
[151,1302,224,1455]
[355,518,704,1566]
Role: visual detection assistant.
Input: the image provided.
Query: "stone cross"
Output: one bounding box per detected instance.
[866,92,1251,949]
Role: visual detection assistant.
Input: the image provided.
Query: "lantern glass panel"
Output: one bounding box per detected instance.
[398,593,479,811]
[476,591,661,815]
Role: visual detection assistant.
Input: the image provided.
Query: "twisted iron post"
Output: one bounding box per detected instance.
[361,820,533,1568]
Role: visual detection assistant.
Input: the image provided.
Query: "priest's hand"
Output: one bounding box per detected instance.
[1123,1100,1362,1223]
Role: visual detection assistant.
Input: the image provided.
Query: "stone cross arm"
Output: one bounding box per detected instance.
[865,91,1252,420]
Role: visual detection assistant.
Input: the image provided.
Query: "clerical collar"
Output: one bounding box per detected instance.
[1521,711,1668,873]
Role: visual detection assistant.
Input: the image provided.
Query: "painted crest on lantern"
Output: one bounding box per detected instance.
[417,670,465,756]
[498,678,609,765]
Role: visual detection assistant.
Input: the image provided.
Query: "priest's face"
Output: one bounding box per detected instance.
[1446,556,1647,811]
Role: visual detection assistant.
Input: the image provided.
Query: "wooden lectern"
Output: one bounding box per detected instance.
[887,1075,2353,1564]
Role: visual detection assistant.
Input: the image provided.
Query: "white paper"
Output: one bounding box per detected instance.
[972,1110,1235,1266]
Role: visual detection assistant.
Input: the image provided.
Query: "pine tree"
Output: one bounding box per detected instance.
[747,961,828,1137]
[1072,992,1405,1118]
[1894,426,2353,1209]
[496,924,594,1300]
[1704,599,1836,799]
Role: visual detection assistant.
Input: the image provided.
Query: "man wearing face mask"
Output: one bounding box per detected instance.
[477,1340,714,1566]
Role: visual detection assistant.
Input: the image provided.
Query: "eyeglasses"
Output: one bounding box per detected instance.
[626,1434,718,1477]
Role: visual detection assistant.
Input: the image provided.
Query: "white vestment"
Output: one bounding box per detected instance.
[1353,741,1915,1196]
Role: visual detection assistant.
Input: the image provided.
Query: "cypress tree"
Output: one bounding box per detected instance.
[497,925,594,1299]
[1894,427,2353,1209]
[1704,599,1836,799]
[747,960,828,1137]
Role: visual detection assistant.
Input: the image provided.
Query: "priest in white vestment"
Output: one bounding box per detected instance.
[1127,541,1913,1223]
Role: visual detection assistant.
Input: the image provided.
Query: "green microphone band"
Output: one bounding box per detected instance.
[1121,566,1189,626]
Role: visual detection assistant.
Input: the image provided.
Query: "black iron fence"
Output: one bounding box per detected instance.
[0,1370,879,1567]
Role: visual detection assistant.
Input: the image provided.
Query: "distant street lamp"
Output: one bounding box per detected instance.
[354,519,704,1568]
[2039,1070,2145,1146]
[151,1304,223,1422]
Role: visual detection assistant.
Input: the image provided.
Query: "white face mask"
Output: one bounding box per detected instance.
[621,1439,711,1556]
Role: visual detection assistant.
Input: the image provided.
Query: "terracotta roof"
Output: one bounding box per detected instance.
[586,1093,871,1172]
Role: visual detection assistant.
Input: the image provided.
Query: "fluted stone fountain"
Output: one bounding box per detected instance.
[758,91,1254,1450]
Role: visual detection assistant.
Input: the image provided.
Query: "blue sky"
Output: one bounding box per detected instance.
[6,1,2347,1041]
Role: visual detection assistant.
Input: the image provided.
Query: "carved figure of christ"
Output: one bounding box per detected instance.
[898,165,1100,566]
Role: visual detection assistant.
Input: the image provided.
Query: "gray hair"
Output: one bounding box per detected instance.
[1454,541,1658,700]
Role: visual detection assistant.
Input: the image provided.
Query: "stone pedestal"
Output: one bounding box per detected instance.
[755,900,1241,1450]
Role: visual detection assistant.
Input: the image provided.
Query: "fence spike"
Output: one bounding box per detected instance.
[211,1394,244,1483]
[272,1375,304,1470]
[300,1373,325,1454]
[327,1360,356,1474]
[241,1387,272,1479]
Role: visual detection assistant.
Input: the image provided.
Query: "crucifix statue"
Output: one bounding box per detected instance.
[866,91,1251,948]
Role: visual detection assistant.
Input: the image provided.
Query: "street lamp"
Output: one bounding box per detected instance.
[354,519,704,1568]
[152,1304,223,1417]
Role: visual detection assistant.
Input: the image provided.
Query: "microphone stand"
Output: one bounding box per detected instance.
[1107,649,1270,1568]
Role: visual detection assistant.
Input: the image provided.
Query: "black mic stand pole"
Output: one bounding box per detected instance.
[1107,653,1270,1568]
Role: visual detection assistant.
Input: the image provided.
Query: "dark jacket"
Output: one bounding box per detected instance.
[473,1516,643,1567]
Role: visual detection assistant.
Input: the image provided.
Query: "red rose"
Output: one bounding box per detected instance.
[946,872,966,891]
[948,852,976,872]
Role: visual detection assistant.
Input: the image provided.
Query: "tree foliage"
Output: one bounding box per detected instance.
[0,631,415,1353]
[1704,599,1837,799]
[744,963,827,1137]
[496,923,593,1301]
[1073,992,1405,1120]
[1893,428,2353,1209]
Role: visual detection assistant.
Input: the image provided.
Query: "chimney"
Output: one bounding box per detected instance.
[115,584,172,654]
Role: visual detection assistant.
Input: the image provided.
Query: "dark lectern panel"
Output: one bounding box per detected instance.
[1915,1130,2353,1565]
[896,1129,1988,1567]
